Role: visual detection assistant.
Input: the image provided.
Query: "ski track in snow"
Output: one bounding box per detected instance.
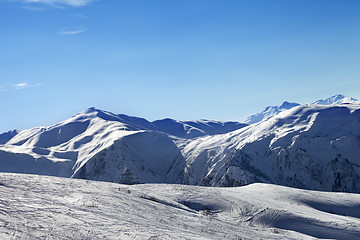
[1,173,360,240]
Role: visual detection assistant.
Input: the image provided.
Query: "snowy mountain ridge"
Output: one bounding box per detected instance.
[245,94,359,124]
[1,96,360,193]
[0,108,247,183]
[244,101,300,124]
[0,130,19,145]
[181,103,360,192]
[77,107,248,139]
[313,94,359,105]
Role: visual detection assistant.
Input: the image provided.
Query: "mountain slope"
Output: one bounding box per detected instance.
[87,107,247,139]
[245,94,359,124]
[0,130,19,144]
[245,101,300,124]
[1,173,360,240]
[0,108,140,178]
[0,108,246,184]
[72,130,186,184]
[153,118,247,139]
[313,94,359,105]
[182,104,360,192]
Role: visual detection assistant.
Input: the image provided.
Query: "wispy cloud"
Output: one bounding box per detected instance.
[0,82,41,93]
[13,82,42,90]
[21,0,94,7]
[14,83,28,89]
[21,6,48,11]
[58,29,85,35]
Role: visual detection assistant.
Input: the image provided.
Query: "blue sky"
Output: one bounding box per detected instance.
[1,0,359,132]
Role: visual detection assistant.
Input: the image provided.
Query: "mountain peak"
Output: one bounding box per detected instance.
[245,101,300,124]
[0,129,19,144]
[279,101,300,109]
[245,94,358,125]
[313,94,358,105]
[83,107,101,114]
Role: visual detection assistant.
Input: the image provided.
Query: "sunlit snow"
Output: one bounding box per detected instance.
[1,173,359,240]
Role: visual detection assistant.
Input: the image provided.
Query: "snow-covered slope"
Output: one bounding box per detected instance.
[245,94,359,124]
[245,101,300,124]
[1,173,359,240]
[313,94,359,105]
[153,118,247,139]
[82,107,247,139]
[0,108,139,178]
[180,104,360,192]
[72,130,187,184]
[0,130,19,144]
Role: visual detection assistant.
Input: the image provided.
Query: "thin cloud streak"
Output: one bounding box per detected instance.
[57,29,85,35]
[14,83,42,90]
[14,83,28,89]
[22,0,94,7]
[21,6,48,11]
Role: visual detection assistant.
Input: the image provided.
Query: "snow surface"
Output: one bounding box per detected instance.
[1,172,360,240]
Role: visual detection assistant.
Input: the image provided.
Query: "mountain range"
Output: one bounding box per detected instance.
[245,94,359,124]
[1,94,360,193]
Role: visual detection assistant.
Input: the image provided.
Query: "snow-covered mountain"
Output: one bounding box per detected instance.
[245,94,359,124]
[0,130,19,144]
[0,108,246,183]
[313,94,359,105]
[181,104,360,192]
[1,173,360,240]
[1,99,360,193]
[153,118,246,139]
[245,101,300,124]
[75,107,248,139]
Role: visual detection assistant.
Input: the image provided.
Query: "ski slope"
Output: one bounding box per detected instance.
[1,173,359,240]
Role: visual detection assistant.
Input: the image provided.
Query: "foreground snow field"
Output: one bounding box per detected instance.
[1,173,359,240]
